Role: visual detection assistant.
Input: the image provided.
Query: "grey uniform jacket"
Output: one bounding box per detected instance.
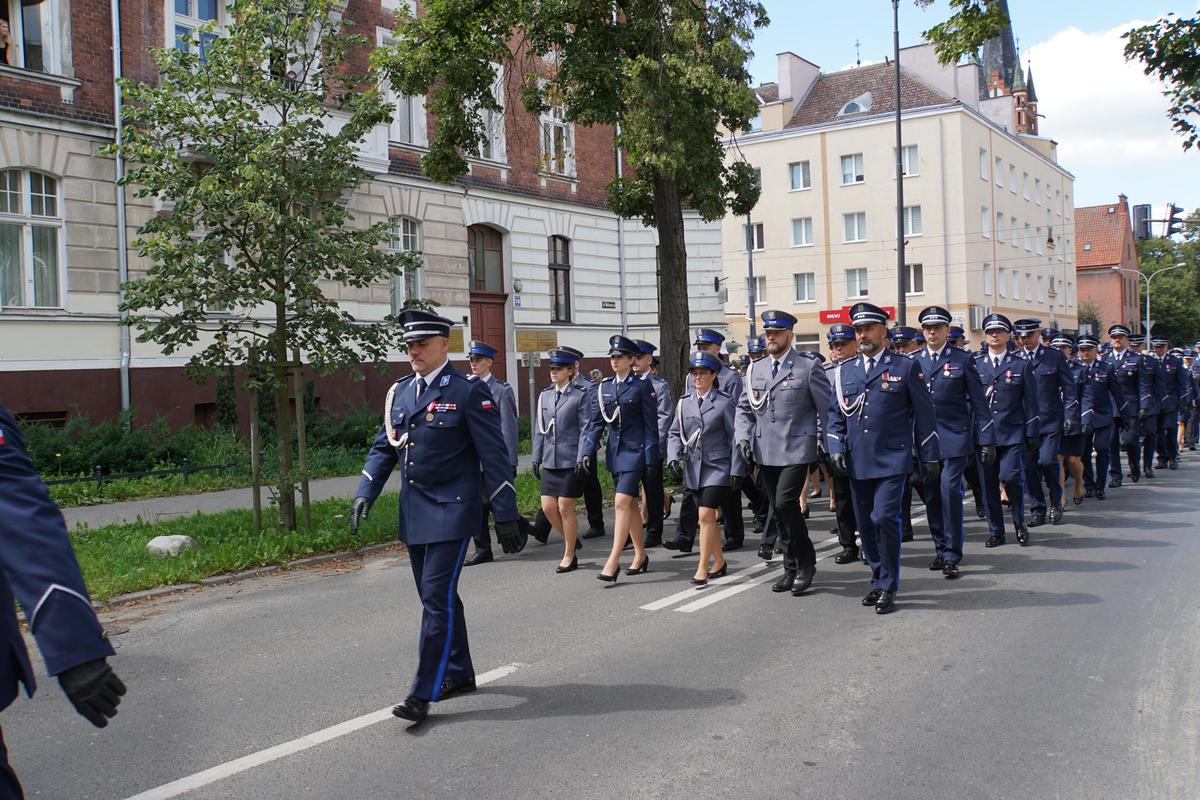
[734,349,831,472]
[643,373,675,459]
[666,389,737,489]
[531,382,591,470]
[718,364,744,402]
[478,375,519,469]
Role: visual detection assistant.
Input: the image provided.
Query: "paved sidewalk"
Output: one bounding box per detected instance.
[62,452,537,529]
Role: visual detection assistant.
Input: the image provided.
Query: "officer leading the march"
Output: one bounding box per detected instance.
[827,303,940,614]
[465,340,521,566]
[734,309,831,597]
[0,401,127,797]
[351,310,524,723]
[1103,324,1152,485]
[1077,335,1122,501]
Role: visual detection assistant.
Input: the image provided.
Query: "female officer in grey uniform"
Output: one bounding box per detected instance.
[532,349,592,573]
[667,351,738,586]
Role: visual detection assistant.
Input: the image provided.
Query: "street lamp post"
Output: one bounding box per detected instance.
[1111,262,1186,336]
[893,0,906,326]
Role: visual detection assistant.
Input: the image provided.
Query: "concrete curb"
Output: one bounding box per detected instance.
[97,540,405,608]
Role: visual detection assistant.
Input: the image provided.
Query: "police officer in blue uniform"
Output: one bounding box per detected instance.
[1053,335,1089,508]
[1013,318,1078,526]
[1129,334,1164,478]
[633,340,674,548]
[465,340,522,566]
[823,324,863,564]
[693,328,744,401]
[827,303,940,614]
[350,310,523,722]
[1103,324,1152,485]
[1151,336,1189,470]
[913,306,994,578]
[975,314,1038,546]
[1185,348,1200,450]
[888,325,923,541]
[0,401,127,796]
[1077,335,1122,500]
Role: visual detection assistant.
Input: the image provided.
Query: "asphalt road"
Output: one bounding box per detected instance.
[8,462,1200,800]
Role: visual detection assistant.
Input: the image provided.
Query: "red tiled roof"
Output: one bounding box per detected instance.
[756,83,779,103]
[1075,202,1131,269]
[785,62,954,129]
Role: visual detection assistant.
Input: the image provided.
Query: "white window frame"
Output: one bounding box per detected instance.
[998,268,1007,298]
[843,211,866,243]
[902,205,922,237]
[788,161,811,191]
[1035,178,1042,205]
[896,144,918,177]
[845,267,868,299]
[904,262,924,295]
[979,148,989,181]
[1067,281,1075,307]
[1025,272,1033,301]
[388,215,423,312]
[994,156,1004,187]
[0,169,66,310]
[746,274,766,306]
[3,0,64,74]
[841,153,864,185]
[475,62,507,164]
[983,263,993,296]
[1023,172,1030,200]
[165,0,224,60]
[793,272,816,304]
[1036,226,1044,255]
[378,28,428,148]
[744,222,764,252]
[538,81,575,177]
[981,206,991,239]
[996,211,1005,243]
[1010,216,1019,249]
[1036,275,1045,303]
[1009,164,1017,193]
[1024,223,1032,252]
[791,217,813,247]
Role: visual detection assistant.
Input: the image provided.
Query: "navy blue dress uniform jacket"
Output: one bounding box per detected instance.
[913,347,994,458]
[975,352,1039,445]
[355,369,518,544]
[1080,358,1122,429]
[0,402,114,712]
[531,382,590,470]
[1103,350,1153,419]
[1021,345,1079,432]
[1159,354,1189,413]
[1147,355,1170,416]
[584,373,660,473]
[827,352,941,480]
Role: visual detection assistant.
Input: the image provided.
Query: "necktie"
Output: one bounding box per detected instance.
[416,377,427,402]
[867,357,875,373]
[994,357,1000,370]
[771,360,779,380]
[555,389,562,405]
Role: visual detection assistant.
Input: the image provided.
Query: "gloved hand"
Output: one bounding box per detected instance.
[496,519,527,554]
[922,461,941,484]
[575,455,593,481]
[737,440,755,469]
[829,452,849,477]
[1117,417,1129,432]
[1139,408,1150,420]
[1063,419,1079,436]
[533,462,541,480]
[729,474,743,490]
[817,437,828,461]
[349,496,373,535]
[1025,436,1039,458]
[1082,424,1094,438]
[667,460,683,482]
[980,444,997,466]
[58,659,126,728]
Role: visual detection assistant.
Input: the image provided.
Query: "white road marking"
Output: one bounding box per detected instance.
[676,537,843,613]
[639,561,774,611]
[120,663,525,800]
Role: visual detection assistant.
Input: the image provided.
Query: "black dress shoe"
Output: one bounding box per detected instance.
[1169,459,1179,470]
[556,556,579,574]
[791,566,816,595]
[1084,487,1096,498]
[975,504,987,520]
[1130,470,1141,483]
[772,571,796,593]
[662,538,693,553]
[1144,467,1155,479]
[1049,506,1063,525]
[942,562,960,579]
[721,540,744,552]
[1028,512,1046,528]
[874,590,896,614]
[463,551,494,567]
[1155,460,1168,469]
[862,588,882,606]
[757,543,774,560]
[928,556,945,571]
[902,528,915,543]
[643,535,663,549]
[582,527,605,539]
[1095,490,1106,500]
[392,697,429,722]
[625,555,650,575]
[596,566,619,583]
[1015,522,1030,545]
[1073,495,1084,506]
[834,547,860,565]
[1108,476,1122,488]
[439,677,477,700]
[985,534,1005,548]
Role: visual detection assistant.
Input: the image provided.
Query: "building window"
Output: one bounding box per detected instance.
[468,224,504,293]
[998,268,1007,298]
[1,0,62,72]
[747,113,762,133]
[548,235,571,322]
[981,206,991,238]
[996,211,1006,243]
[1065,194,1071,218]
[789,161,811,191]
[897,144,918,177]
[983,263,993,296]
[1036,275,1045,303]
[1068,281,1075,307]
[1023,172,1030,199]
[994,157,1004,187]
[845,267,868,298]
[904,263,924,295]
[1024,223,1032,252]
[0,169,62,309]
[1055,190,1062,215]
[168,0,220,61]
[841,153,864,185]
[1035,178,1042,205]
[1010,216,1019,249]
[1009,164,1017,193]
[793,272,815,303]
[746,274,766,306]
[388,216,422,312]
[1036,226,1044,255]
[979,148,989,181]
[791,217,813,247]
[902,205,922,236]
[843,212,866,243]
[1025,272,1033,301]
[539,85,575,176]
[476,63,507,163]
[744,222,764,251]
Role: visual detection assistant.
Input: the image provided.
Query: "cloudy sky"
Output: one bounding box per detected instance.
[746,1,1198,221]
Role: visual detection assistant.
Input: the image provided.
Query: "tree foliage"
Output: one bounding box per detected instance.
[918,0,1010,66]
[1124,14,1200,151]
[111,0,407,530]
[1136,230,1200,346]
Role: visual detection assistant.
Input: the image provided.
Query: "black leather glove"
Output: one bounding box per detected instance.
[1117,417,1128,432]
[737,440,755,469]
[667,460,683,482]
[1025,436,1039,458]
[922,461,941,484]
[1082,424,1094,438]
[980,444,997,466]
[533,462,541,480]
[349,496,373,535]
[575,455,593,481]
[1139,408,1150,420]
[496,519,527,555]
[59,659,126,728]
[817,437,828,460]
[1063,419,1079,436]
[829,452,849,477]
[729,473,743,489]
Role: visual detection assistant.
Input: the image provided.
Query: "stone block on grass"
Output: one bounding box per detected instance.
[146,535,199,558]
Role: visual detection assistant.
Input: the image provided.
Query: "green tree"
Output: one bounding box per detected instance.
[1077,299,1101,331]
[917,0,1011,66]
[1124,14,1200,150]
[111,0,405,531]
[372,0,764,394]
[1136,236,1200,346]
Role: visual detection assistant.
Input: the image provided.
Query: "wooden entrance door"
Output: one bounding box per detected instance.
[468,224,508,381]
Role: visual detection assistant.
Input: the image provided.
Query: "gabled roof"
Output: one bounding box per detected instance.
[784,62,954,130]
[1075,202,1132,269]
[756,83,779,103]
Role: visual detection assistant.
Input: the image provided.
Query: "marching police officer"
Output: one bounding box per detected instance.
[1103,325,1152,485]
[1077,335,1122,500]
[1013,318,1078,526]
[633,340,674,548]
[465,340,521,566]
[823,324,862,564]
[747,335,766,362]
[351,310,523,722]
[1053,335,1089,508]
[1128,334,1163,479]
[693,328,744,401]
[734,310,831,596]
[1151,337,1189,470]
[0,401,128,798]
[827,303,940,613]
[914,306,993,578]
[975,314,1038,546]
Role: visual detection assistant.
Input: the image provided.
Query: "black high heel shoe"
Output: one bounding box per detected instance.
[690,576,708,587]
[596,564,619,583]
[708,563,728,579]
[625,555,650,575]
[556,555,578,574]
[1073,494,1084,506]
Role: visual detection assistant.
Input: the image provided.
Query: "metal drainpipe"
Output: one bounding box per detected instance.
[111,0,131,413]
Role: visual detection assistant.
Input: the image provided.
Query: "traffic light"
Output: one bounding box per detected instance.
[1167,204,1185,238]
[1132,204,1152,240]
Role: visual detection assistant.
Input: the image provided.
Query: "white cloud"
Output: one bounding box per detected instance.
[1028,21,1184,168]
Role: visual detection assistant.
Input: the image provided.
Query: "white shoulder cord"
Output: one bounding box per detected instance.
[675,397,702,453]
[384,381,410,449]
[536,388,556,436]
[597,381,621,424]
[745,361,771,412]
[833,361,866,417]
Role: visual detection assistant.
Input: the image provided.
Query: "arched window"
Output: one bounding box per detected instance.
[0,169,62,309]
[548,235,571,322]
[468,224,503,293]
[388,215,421,312]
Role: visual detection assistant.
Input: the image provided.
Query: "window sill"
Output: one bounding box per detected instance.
[389,140,429,154]
[841,180,865,187]
[905,292,925,297]
[538,171,578,193]
[0,64,81,91]
[843,239,866,245]
[790,243,814,249]
[792,299,816,305]
[0,304,66,313]
[788,187,812,193]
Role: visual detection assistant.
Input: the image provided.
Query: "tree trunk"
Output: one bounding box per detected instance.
[248,350,262,537]
[651,173,691,399]
[273,308,297,532]
[292,348,311,530]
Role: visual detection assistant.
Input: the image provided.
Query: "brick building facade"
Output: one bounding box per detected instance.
[1074,195,1142,333]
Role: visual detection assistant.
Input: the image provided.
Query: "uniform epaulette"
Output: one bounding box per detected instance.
[715,388,733,399]
[796,351,821,361]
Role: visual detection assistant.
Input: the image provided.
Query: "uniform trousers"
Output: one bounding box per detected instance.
[532,465,605,539]
[900,473,926,534]
[963,450,985,514]
[408,539,473,702]
[0,727,21,800]
[848,473,907,592]
[759,464,816,571]
[742,475,768,531]
[642,462,665,542]
[1141,414,1160,472]
[1082,425,1113,492]
[1112,419,1141,480]
[1157,410,1179,463]
[1185,407,1198,448]
[673,481,744,547]
[1025,431,1063,514]
[925,455,967,565]
[982,444,1025,537]
[830,468,857,551]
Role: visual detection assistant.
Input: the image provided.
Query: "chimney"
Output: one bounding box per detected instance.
[777,52,820,103]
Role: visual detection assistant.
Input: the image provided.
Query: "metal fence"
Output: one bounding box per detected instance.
[44,459,244,489]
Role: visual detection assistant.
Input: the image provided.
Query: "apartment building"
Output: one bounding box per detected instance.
[1074,195,1142,332]
[0,0,722,426]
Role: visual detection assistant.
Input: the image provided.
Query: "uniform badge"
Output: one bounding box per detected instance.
[440,375,451,387]
[0,428,5,446]
[481,400,493,409]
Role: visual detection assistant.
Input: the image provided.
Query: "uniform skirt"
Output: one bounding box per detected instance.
[1058,433,1084,458]
[540,467,582,499]
[695,484,731,510]
[611,469,644,496]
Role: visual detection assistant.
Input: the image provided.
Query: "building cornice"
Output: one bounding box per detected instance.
[0,108,115,140]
